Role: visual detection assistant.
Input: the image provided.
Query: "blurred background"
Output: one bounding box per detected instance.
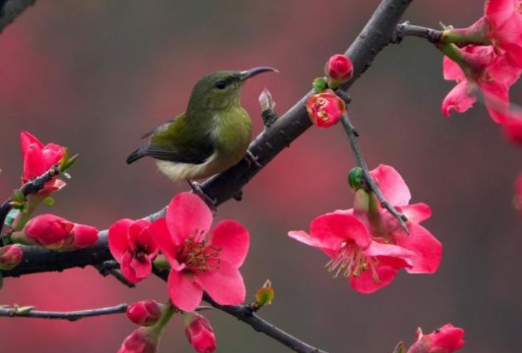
[0,1,521,352]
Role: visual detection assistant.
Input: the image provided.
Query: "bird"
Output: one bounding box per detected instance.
[126,67,276,201]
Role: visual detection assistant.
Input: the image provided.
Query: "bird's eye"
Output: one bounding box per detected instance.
[215,80,227,90]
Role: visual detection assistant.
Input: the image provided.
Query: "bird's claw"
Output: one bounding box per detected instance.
[188,180,218,211]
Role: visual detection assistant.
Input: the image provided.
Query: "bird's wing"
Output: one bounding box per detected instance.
[141,119,176,139]
[138,143,214,164]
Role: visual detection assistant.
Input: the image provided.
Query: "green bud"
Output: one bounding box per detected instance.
[255,280,274,308]
[348,167,364,190]
[44,197,55,207]
[312,77,328,93]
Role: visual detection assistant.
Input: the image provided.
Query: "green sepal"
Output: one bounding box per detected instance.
[348,167,364,190]
[44,197,55,207]
[312,77,328,93]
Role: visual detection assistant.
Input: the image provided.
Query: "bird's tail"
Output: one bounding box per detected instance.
[126,148,145,164]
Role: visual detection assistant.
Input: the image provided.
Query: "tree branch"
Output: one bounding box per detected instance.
[0,0,38,35]
[2,0,414,278]
[0,303,127,321]
[391,22,443,44]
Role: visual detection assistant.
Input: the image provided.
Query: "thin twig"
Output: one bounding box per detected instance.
[0,163,62,237]
[0,304,128,321]
[94,261,136,288]
[392,22,443,44]
[340,112,409,233]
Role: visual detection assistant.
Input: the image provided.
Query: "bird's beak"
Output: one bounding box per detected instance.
[239,67,278,81]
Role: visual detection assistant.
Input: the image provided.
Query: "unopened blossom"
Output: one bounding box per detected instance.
[184,313,217,353]
[17,214,98,250]
[406,324,465,353]
[442,44,521,123]
[0,245,23,270]
[20,131,66,193]
[109,219,158,284]
[117,327,158,353]
[306,89,346,128]
[127,300,163,327]
[148,192,250,312]
[325,54,354,88]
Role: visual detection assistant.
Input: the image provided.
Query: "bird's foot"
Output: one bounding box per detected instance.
[188,180,218,211]
[244,150,263,168]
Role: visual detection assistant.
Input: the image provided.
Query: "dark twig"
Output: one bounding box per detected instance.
[340,113,409,233]
[0,303,128,321]
[0,164,62,235]
[0,0,38,35]
[94,261,136,288]
[391,22,443,44]
[2,0,414,276]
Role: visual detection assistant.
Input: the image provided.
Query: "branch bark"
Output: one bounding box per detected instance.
[0,303,127,321]
[0,0,38,34]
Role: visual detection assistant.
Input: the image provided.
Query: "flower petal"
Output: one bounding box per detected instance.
[120,252,141,284]
[349,265,398,293]
[209,220,249,268]
[370,165,411,206]
[20,131,43,155]
[310,213,371,249]
[148,218,179,266]
[131,257,153,280]
[442,81,477,117]
[166,193,213,246]
[108,219,133,262]
[395,224,442,274]
[198,262,246,306]
[168,270,204,312]
[401,203,432,224]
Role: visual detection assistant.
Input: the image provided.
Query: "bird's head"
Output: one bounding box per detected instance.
[187,67,277,112]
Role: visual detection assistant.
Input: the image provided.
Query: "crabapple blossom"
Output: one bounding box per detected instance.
[406,324,465,353]
[184,313,217,353]
[306,89,346,128]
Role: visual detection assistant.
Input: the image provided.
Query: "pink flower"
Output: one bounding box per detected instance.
[117,327,158,353]
[362,165,442,274]
[325,54,354,88]
[127,300,163,327]
[184,313,217,353]
[19,214,98,250]
[442,45,520,123]
[0,245,23,270]
[148,193,250,312]
[514,173,522,213]
[289,212,415,293]
[406,324,465,353]
[20,131,66,193]
[108,219,158,284]
[306,89,346,128]
[503,114,522,145]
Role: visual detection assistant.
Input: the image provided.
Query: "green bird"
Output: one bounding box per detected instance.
[127,67,276,188]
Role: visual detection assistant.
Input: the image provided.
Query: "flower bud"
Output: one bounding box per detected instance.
[127,300,163,327]
[325,54,354,89]
[69,224,98,248]
[0,245,23,270]
[255,279,275,308]
[348,167,364,190]
[406,324,465,353]
[312,77,328,93]
[117,327,158,353]
[306,89,346,128]
[259,88,275,112]
[23,214,74,247]
[184,313,217,353]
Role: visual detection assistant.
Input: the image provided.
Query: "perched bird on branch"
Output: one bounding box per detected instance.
[127,67,276,203]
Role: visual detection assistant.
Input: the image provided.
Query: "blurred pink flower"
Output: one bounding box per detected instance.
[442,45,520,123]
[109,219,157,284]
[127,300,163,327]
[19,214,98,250]
[184,313,217,353]
[117,327,158,353]
[306,90,346,128]
[0,245,23,270]
[503,115,522,145]
[406,324,465,353]
[149,193,249,312]
[20,131,66,193]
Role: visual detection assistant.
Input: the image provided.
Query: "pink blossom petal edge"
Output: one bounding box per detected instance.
[166,193,213,246]
[350,265,398,293]
[370,164,411,206]
[168,270,204,312]
[395,223,442,274]
[148,218,179,267]
[209,220,249,268]
[198,262,246,306]
[108,219,133,262]
[310,213,371,249]
[442,81,477,117]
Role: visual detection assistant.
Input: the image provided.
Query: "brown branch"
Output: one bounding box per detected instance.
[0,303,128,321]
[0,0,38,35]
